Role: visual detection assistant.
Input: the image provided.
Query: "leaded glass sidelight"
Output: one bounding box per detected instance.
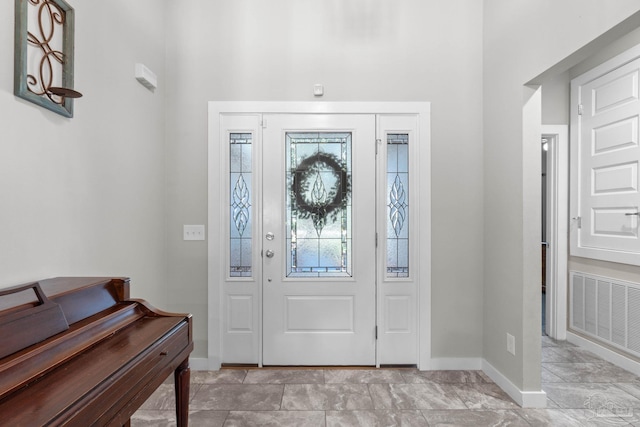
[286,132,352,277]
[387,133,409,278]
[230,133,252,277]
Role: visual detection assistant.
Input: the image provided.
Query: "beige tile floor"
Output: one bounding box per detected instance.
[132,337,640,426]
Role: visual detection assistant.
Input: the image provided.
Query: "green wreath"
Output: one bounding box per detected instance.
[292,152,350,227]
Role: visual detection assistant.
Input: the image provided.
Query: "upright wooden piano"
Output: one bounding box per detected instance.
[0,277,193,426]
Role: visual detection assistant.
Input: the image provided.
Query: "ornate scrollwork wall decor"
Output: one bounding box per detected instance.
[14,0,80,118]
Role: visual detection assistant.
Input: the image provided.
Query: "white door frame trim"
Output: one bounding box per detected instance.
[207,101,431,370]
[543,125,568,340]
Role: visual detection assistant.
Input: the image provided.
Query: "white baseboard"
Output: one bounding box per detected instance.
[426,357,546,408]
[567,331,640,377]
[482,359,547,408]
[429,357,483,370]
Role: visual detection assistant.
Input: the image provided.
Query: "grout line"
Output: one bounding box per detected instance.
[279,383,289,410]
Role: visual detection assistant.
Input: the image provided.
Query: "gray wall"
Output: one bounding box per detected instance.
[164,0,485,359]
[484,1,640,391]
[0,1,167,304]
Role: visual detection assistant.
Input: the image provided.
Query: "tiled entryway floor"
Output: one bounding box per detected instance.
[132,337,640,426]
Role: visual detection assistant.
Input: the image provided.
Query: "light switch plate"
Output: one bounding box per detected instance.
[183,224,205,241]
[507,333,516,356]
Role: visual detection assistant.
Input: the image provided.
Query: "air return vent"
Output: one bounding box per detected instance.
[571,272,639,357]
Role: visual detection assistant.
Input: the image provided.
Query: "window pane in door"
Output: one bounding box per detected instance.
[286,132,352,277]
[387,133,409,278]
[230,133,252,277]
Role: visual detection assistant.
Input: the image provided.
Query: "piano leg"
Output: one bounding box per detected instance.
[174,358,190,427]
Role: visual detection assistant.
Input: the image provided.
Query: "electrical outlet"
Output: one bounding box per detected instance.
[183,225,205,241]
[506,333,516,356]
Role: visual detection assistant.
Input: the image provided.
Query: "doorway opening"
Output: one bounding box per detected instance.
[206,102,431,371]
[541,136,548,335]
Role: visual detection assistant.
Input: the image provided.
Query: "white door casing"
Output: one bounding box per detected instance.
[543,125,568,341]
[571,48,640,266]
[207,102,431,370]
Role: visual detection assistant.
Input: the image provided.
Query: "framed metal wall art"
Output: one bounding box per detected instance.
[14,0,81,118]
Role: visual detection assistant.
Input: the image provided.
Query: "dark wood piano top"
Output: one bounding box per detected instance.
[0,315,189,425]
[0,277,193,427]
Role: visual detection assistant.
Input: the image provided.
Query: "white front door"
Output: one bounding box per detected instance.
[262,114,377,365]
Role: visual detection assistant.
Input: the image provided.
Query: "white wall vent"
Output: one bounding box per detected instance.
[630,288,640,354]
[135,63,157,90]
[571,271,640,357]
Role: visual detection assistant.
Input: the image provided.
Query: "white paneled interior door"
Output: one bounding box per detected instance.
[571,53,640,265]
[262,114,377,365]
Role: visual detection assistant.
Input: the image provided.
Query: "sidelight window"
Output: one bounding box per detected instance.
[230,133,253,277]
[386,133,409,278]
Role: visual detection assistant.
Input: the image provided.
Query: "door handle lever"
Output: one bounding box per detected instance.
[625,212,639,216]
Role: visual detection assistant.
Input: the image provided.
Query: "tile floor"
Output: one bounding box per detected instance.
[132,337,640,426]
